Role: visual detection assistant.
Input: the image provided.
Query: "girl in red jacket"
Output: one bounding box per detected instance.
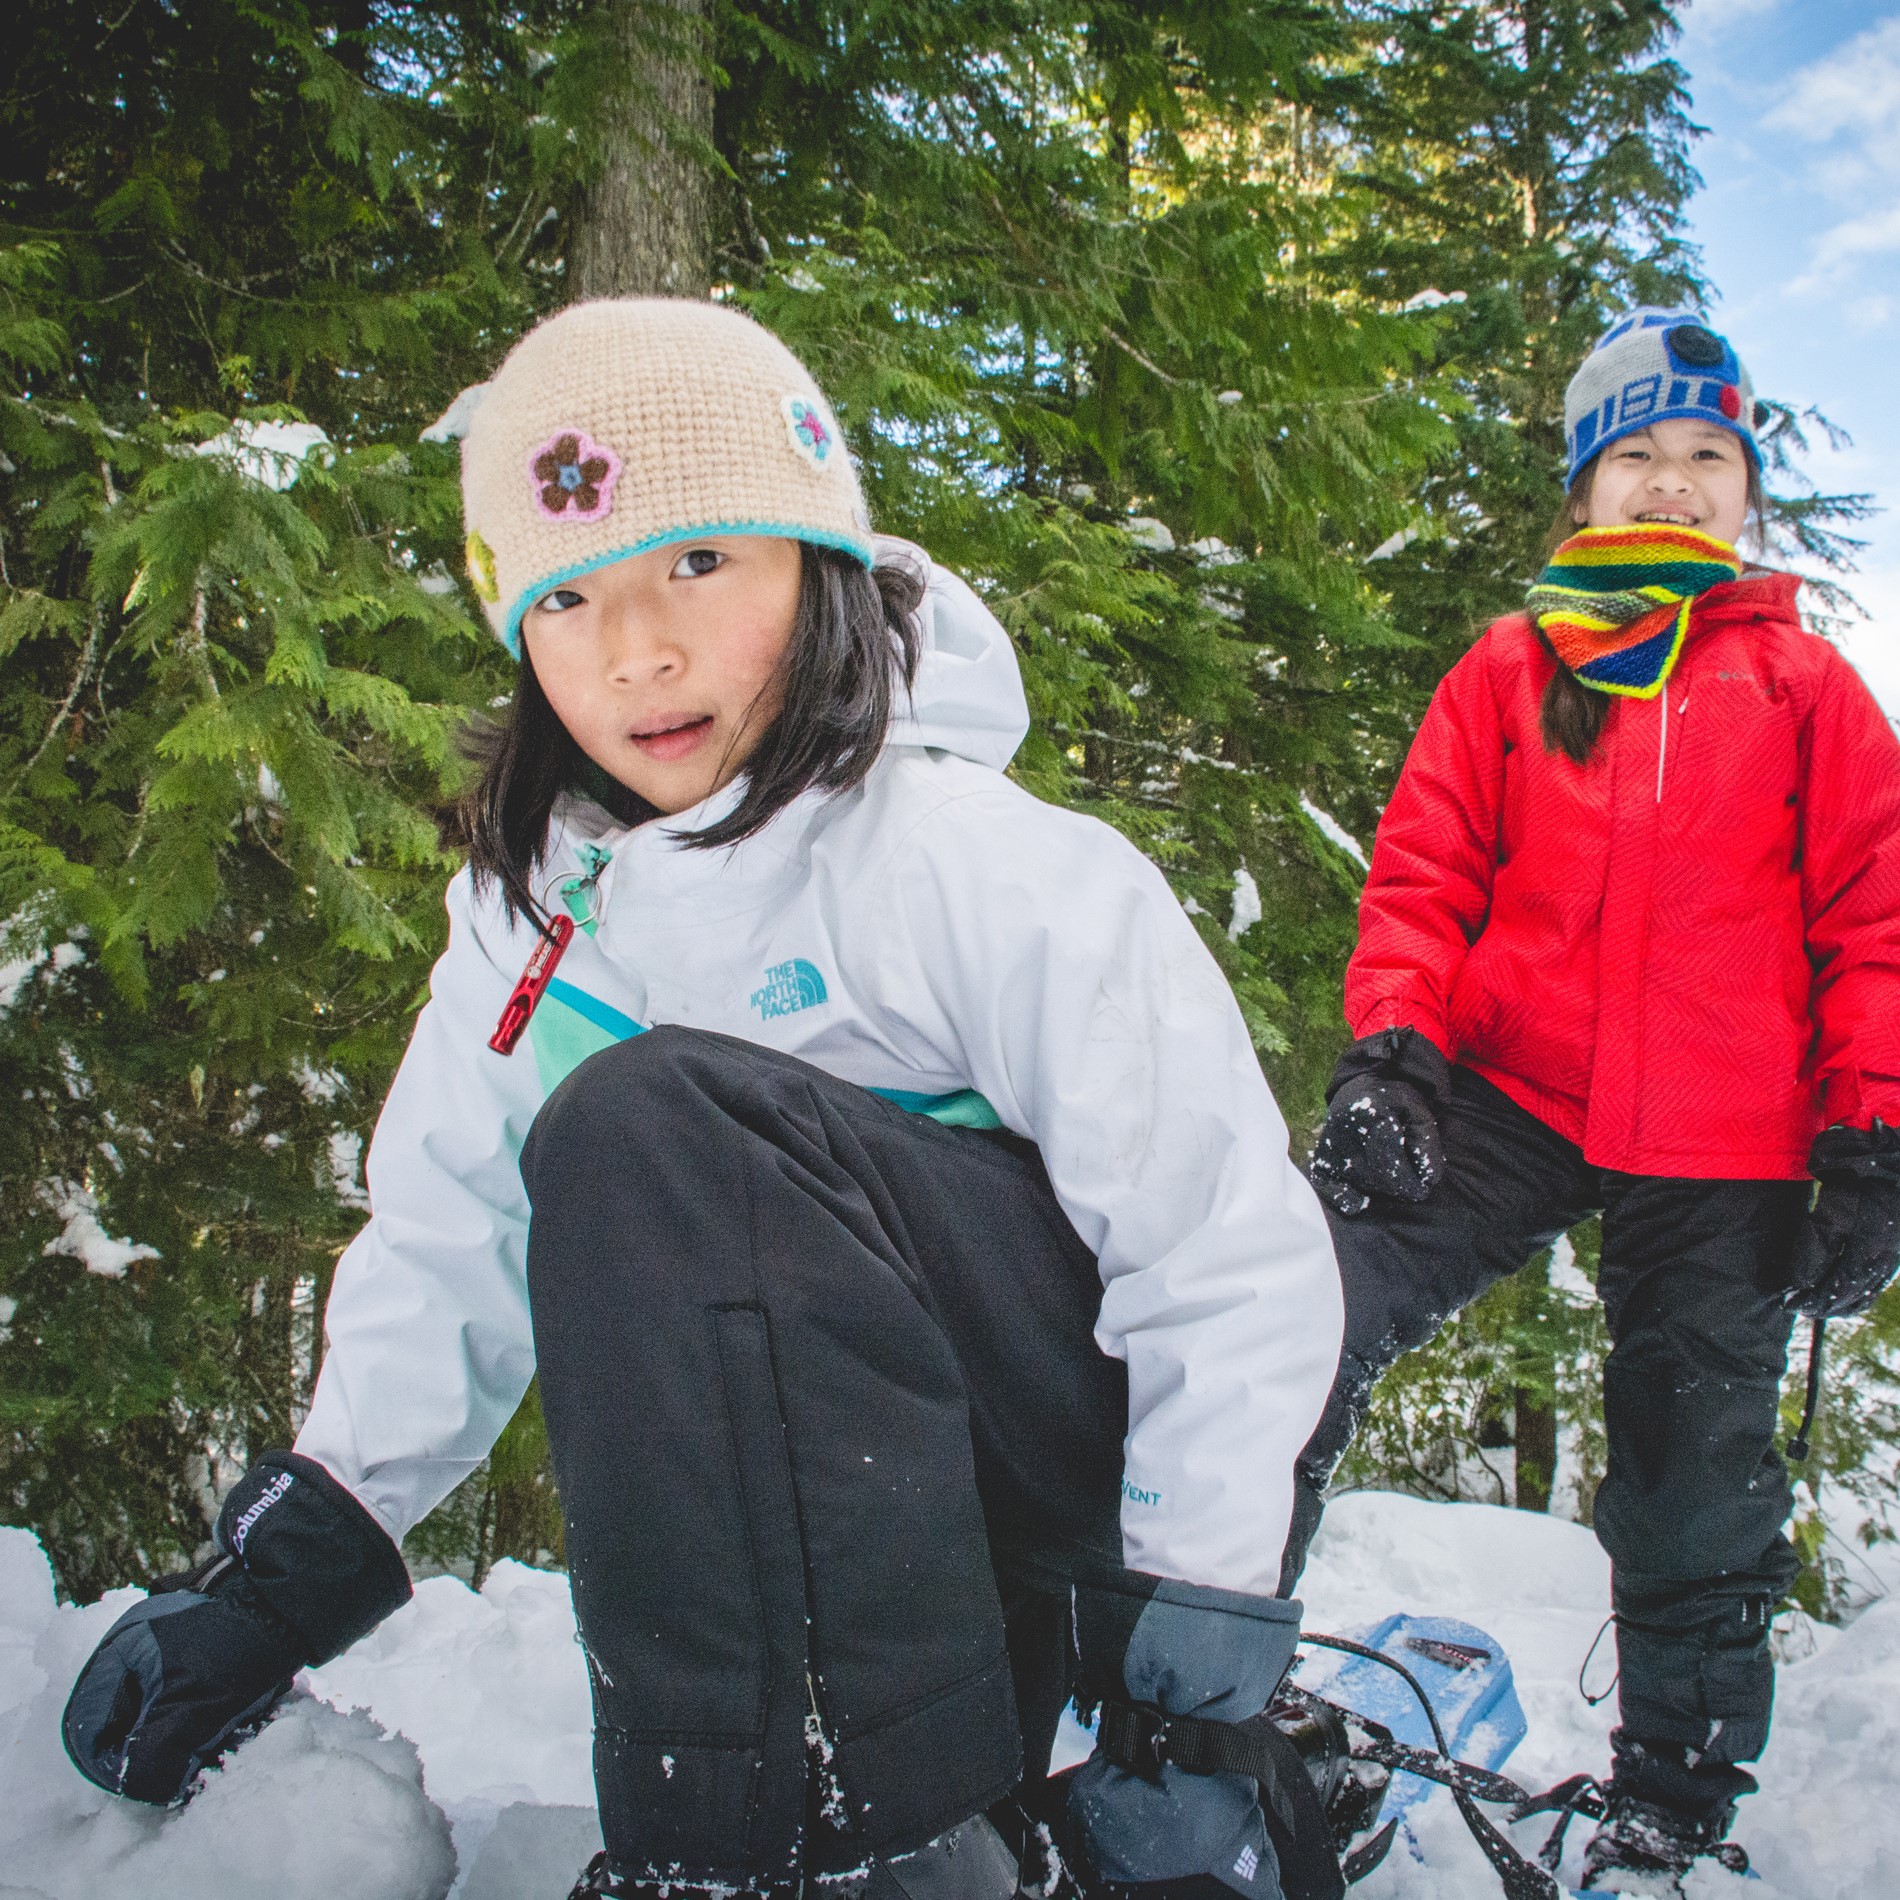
[1292,309,1900,1890]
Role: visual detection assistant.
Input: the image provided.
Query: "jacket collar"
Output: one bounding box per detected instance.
[1692,568,1802,629]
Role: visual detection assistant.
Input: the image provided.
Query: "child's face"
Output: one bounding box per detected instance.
[522,536,803,816]
[1576,417,1752,546]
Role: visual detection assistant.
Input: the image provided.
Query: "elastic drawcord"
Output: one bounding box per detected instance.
[1786,1315,1827,1464]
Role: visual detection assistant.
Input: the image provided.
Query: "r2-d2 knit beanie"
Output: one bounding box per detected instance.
[448,299,874,654]
[1563,307,1763,486]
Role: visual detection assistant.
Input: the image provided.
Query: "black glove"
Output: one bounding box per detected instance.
[1067,1573,1321,1900]
[1307,1027,1450,1218]
[1787,1121,1900,1319]
[62,1450,411,1803]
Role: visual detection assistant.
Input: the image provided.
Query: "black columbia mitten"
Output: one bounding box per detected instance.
[62,1451,410,1803]
[1787,1121,1900,1319]
[1307,1027,1450,1218]
[1068,1575,1335,1900]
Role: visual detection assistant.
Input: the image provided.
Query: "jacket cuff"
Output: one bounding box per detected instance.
[1326,1024,1453,1109]
[1073,1567,1302,1721]
[216,1451,413,1665]
[1809,1118,1900,1188]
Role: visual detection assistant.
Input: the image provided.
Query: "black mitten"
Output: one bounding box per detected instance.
[1787,1121,1900,1319]
[1308,1028,1450,1217]
[62,1451,411,1803]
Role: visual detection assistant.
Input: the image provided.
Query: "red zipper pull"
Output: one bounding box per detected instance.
[489,914,576,1055]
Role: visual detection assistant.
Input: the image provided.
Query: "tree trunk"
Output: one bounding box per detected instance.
[568,0,715,301]
[1514,1384,1556,1511]
[1513,1248,1556,1511]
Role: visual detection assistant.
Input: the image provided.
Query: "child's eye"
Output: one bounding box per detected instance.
[536,587,586,613]
[671,547,726,579]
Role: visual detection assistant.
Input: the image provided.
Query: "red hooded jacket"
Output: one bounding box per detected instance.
[1347,571,1900,1179]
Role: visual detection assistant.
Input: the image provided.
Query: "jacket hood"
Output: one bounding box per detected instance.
[1696,567,1803,626]
[879,538,1029,771]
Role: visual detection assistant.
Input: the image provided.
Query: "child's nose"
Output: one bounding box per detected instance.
[603,614,682,680]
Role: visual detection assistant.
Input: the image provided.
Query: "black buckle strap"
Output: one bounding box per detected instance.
[1097,1701,1282,1785]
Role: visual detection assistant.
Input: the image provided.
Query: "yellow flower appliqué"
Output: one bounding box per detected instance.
[465,531,500,602]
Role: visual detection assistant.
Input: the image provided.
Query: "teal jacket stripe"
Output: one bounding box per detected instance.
[544,977,644,1042]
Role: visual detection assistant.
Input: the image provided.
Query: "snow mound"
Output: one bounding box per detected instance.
[309,1559,594,1812]
[0,1529,453,1900]
[2,1491,1897,1896]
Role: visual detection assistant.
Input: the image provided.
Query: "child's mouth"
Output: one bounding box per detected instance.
[629,714,714,763]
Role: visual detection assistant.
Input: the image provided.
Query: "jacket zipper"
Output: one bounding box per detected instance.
[1654,687,1688,803]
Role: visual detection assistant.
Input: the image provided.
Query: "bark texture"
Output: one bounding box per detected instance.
[569,0,715,300]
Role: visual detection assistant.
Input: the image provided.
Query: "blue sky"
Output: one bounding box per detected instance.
[1674,0,1900,710]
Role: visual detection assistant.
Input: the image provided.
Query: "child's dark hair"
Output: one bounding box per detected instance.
[1535,453,1766,766]
[455,543,925,925]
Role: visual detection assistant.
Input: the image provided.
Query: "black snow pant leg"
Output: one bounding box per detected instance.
[519,1027,1127,1890]
[1592,1173,1807,1822]
[1279,1069,1597,1590]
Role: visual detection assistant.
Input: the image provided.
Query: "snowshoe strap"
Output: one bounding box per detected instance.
[1295,1634,1568,1898]
[1350,1732,1535,1809]
[1097,1699,1560,1900]
[1505,1775,1609,1872]
[1337,1819,1398,1887]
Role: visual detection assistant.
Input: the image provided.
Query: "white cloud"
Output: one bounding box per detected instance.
[1848,293,1898,333]
[1792,200,1900,295]
[1768,16,1900,144]
[1764,17,1900,298]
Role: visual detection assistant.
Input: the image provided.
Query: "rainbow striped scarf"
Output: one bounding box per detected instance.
[1526,524,1742,698]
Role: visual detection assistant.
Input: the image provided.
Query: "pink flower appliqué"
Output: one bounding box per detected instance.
[528,429,622,522]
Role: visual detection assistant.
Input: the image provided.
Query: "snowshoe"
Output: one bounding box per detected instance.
[1285,1613,1526,1841]
[1578,1793,1750,1895]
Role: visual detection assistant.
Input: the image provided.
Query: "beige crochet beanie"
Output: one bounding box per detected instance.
[453,298,873,653]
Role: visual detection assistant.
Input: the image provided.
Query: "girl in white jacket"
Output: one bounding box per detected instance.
[63,299,1341,1900]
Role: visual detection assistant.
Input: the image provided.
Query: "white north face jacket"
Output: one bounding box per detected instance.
[296,549,1342,1597]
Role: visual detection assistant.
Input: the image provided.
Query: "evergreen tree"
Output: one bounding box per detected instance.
[725,1,1452,1119]
[0,1,543,1592]
[0,0,1450,1591]
[4,2,1889,1608]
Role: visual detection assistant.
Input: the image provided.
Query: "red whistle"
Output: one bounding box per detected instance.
[489,913,576,1055]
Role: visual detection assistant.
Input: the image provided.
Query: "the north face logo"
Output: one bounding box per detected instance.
[750,958,828,1021]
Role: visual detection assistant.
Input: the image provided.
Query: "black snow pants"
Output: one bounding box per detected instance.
[519,1027,1129,1890]
[1281,1068,1807,1823]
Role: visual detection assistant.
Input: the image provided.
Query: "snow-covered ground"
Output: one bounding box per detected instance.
[2,1491,1896,1899]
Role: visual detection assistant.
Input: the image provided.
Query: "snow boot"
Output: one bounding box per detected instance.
[566,1816,1022,1900]
[1579,1793,1750,1894]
